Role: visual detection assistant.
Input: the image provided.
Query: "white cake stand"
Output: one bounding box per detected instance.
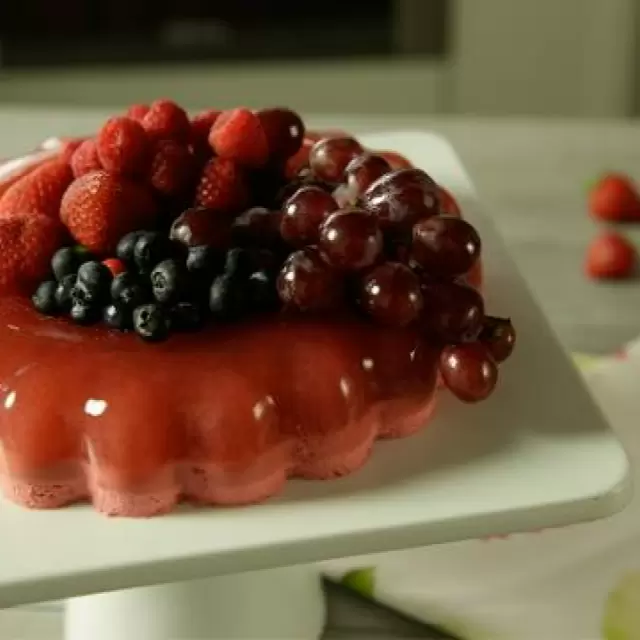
[0,132,630,640]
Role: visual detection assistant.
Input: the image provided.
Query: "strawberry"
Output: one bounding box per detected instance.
[125,103,150,122]
[195,158,249,213]
[70,139,102,178]
[208,108,269,168]
[61,170,158,255]
[0,159,73,220]
[377,150,413,171]
[0,152,57,199]
[589,173,640,222]
[439,186,462,217]
[142,99,190,143]
[190,109,220,152]
[97,117,150,176]
[0,213,66,293]
[148,140,196,197]
[585,231,636,279]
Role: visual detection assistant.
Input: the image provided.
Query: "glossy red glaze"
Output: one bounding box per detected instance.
[0,298,439,516]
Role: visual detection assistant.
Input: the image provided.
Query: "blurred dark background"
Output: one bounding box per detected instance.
[0,0,448,68]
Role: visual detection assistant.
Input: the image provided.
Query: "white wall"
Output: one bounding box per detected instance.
[451,0,637,117]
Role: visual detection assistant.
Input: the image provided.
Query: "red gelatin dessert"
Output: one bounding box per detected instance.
[0,104,515,517]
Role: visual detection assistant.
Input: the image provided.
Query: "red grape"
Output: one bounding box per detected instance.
[275,168,334,206]
[170,207,234,250]
[362,168,441,233]
[277,246,343,311]
[412,216,481,277]
[281,186,339,246]
[309,137,364,183]
[319,208,383,270]
[421,281,485,342]
[439,342,498,403]
[345,153,392,195]
[257,107,305,161]
[360,262,423,327]
[479,316,516,362]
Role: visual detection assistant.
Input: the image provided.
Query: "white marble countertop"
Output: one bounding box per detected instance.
[1,107,638,638]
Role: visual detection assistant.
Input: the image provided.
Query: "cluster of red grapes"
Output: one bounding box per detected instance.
[278,136,516,403]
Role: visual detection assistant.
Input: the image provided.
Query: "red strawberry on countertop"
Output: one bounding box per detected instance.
[585,231,637,280]
[0,212,66,293]
[0,159,73,220]
[61,170,158,255]
[589,173,640,222]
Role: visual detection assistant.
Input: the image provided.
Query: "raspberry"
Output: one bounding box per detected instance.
[190,109,220,152]
[61,170,158,254]
[142,99,190,143]
[195,158,249,213]
[0,212,66,294]
[125,104,150,122]
[148,140,196,197]
[0,159,73,220]
[97,116,150,176]
[208,108,269,168]
[70,139,103,178]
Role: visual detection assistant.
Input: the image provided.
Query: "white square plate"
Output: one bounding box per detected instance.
[0,131,630,607]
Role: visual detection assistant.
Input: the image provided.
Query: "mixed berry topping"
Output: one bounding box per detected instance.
[0,99,517,403]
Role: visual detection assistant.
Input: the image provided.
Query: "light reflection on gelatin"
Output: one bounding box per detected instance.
[361,357,374,371]
[3,390,16,410]
[252,395,276,421]
[84,398,108,417]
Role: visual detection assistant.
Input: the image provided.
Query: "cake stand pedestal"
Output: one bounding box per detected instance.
[65,566,325,640]
[0,132,631,640]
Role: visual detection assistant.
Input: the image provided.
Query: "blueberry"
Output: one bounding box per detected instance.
[51,246,91,282]
[133,303,170,342]
[110,272,148,308]
[32,280,59,315]
[247,270,280,312]
[186,245,221,276]
[75,261,112,304]
[103,303,131,331]
[116,231,144,267]
[70,302,100,325]
[170,301,206,331]
[224,248,254,279]
[55,274,77,312]
[151,259,185,305]
[133,232,170,274]
[209,274,247,320]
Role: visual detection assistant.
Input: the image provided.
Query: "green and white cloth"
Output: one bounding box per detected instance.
[325,346,639,640]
